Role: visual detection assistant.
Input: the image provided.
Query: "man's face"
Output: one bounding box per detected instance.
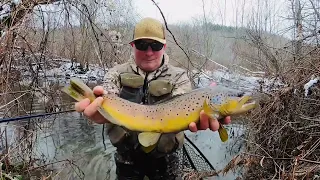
[132,39,166,72]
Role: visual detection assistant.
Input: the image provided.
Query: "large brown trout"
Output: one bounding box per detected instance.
[62,77,257,148]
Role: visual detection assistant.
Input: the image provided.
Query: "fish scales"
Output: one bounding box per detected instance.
[100,88,225,133]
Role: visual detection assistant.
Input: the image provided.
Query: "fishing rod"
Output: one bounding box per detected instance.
[0,109,76,123]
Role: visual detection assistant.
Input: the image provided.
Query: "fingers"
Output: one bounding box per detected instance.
[74,85,109,124]
[83,96,104,118]
[209,118,220,131]
[209,116,231,131]
[75,98,90,112]
[199,110,209,130]
[188,122,198,132]
[89,113,108,124]
[189,110,232,133]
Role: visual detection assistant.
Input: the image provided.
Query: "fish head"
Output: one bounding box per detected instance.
[205,86,257,117]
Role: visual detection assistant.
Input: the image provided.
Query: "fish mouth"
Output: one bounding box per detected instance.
[233,96,257,115]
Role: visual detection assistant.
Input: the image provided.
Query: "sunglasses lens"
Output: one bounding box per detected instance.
[135,41,149,51]
[150,42,164,51]
[134,40,164,51]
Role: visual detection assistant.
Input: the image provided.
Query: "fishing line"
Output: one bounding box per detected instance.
[102,124,106,150]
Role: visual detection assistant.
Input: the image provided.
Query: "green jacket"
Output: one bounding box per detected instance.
[102,53,193,161]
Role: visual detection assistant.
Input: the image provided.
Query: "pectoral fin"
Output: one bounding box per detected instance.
[138,132,161,147]
[218,124,228,142]
[203,99,214,114]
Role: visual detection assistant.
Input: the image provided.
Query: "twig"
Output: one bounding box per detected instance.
[26,159,70,171]
[241,152,293,161]
[150,0,197,71]
[0,92,28,110]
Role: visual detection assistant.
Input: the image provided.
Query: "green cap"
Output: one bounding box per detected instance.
[131,17,166,44]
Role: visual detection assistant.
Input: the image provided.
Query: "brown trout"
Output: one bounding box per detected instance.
[62,77,257,148]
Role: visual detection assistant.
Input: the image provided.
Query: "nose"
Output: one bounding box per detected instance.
[145,46,154,56]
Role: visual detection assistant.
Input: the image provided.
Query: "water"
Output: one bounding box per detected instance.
[2,110,245,180]
[1,66,260,179]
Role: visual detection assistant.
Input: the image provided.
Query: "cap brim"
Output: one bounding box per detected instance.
[129,37,166,44]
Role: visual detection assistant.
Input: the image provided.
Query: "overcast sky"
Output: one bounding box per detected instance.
[132,0,292,36]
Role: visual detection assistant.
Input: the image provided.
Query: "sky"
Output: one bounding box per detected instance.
[0,0,294,39]
[132,0,292,36]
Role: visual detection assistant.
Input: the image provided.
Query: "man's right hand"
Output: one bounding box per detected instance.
[74,86,109,124]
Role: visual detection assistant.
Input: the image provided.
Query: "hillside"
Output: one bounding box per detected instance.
[17,21,291,77]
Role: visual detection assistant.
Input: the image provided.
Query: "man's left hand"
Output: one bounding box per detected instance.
[188,110,231,132]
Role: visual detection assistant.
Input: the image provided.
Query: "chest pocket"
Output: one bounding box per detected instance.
[119,73,144,103]
[118,73,174,105]
[147,79,174,104]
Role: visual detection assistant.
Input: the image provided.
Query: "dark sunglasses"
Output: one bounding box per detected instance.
[134,40,164,51]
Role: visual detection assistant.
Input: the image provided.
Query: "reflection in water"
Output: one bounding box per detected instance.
[32,112,118,180]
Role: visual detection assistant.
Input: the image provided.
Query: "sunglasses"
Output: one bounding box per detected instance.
[134,40,164,51]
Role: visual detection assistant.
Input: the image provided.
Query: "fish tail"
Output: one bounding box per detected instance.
[61,77,96,102]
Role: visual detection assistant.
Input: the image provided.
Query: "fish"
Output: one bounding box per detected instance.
[62,77,257,148]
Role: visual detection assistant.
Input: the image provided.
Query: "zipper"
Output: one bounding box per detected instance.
[141,72,149,104]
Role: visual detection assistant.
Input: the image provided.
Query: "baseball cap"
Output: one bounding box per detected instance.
[131,17,166,44]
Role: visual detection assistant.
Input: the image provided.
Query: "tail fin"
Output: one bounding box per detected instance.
[61,77,96,102]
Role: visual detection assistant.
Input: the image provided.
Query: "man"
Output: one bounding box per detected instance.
[75,17,231,180]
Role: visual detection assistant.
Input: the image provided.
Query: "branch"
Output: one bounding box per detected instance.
[10,0,62,27]
[309,0,320,21]
[150,0,196,70]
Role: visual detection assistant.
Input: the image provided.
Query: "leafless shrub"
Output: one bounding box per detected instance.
[226,0,320,179]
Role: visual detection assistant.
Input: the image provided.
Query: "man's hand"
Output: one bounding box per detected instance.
[74,86,109,124]
[188,110,231,132]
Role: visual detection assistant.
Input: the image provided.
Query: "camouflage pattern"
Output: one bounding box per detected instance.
[102,53,192,96]
[102,53,193,179]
